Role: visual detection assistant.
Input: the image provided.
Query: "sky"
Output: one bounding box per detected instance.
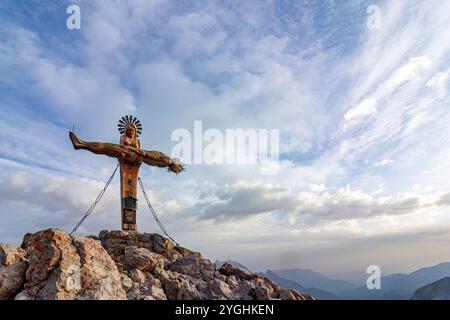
[1,0,450,282]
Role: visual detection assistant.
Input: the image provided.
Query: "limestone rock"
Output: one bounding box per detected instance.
[219,262,258,281]
[11,228,125,300]
[101,230,201,263]
[124,246,165,271]
[0,244,27,267]
[1,229,313,300]
[21,228,82,299]
[0,244,28,299]
[233,280,256,300]
[142,285,167,300]
[121,274,133,291]
[168,257,219,284]
[210,278,233,299]
[72,237,126,300]
[129,268,147,285]
[168,257,200,276]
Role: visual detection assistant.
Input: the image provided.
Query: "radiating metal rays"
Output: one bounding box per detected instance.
[118,115,142,136]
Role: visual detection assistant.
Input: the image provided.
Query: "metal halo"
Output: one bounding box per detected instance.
[118,115,142,136]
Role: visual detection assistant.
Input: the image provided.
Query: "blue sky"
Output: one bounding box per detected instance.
[1,0,450,280]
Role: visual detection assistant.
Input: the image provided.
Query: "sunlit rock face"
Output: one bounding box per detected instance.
[0,228,313,300]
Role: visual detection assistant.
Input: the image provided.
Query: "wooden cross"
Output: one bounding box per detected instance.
[69,116,183,231]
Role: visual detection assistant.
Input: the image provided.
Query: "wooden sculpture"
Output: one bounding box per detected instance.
[69,115,183,231]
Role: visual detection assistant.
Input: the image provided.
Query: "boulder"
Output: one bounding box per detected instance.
[21,228,82,299]
[219,262,258,281]
[210,278,233,299]
[233,280,256,300]
[129,269,147,285]
[0,244,28,299]
[142,285,167,300]
[124,246,165,271]
[14,229,125,300]
[72,237,126,300]
[168,257,200,276]
[0,244,27,267]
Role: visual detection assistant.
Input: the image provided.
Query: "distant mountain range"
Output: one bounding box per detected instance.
[216,260,450,300]
[411,277,450,300]
[258,270,339,300]
[270,268,357,294]
[337,262,450,300]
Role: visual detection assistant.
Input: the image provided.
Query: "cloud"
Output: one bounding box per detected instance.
[437,193,450,206]
[384,56,432,90]
[1,27,136,138]
[0,164,120,229]
[344,98,377,121]
[181,181,450,226]
[9,172,29,188]
[374,159,393,167]
[187,181,299,222]
[426,71,449,88]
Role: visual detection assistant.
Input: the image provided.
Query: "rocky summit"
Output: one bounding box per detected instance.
[0,228,313,300]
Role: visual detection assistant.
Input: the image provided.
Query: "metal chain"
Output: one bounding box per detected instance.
[138,177,179,246]
[69,163,119,236]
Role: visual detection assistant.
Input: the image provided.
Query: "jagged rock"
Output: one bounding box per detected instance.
[98,230,109,240]
[121,274,133,291]
[279,288,310,300]
[176,281,202,300]
[129,269,147,285]
[13,229,125,300]
[1,229,313,300]
[0,244,28,299]
[233,280,256,300]
[174,246,202,260]
[253,277,278,299]
[168,257,200,276]
[0,244,27,267]
[124,246,165,271]
[21,228,82,299]
[153,268,180,299]
[72,237,126,300]
[210,278,233,299]
[125,268,167,300]
[152,267,201,300]
[142,284,167,300]
[0,261,28,300]
[219,262,258,281]
[255,283,272,300]
[100,230,201,274]
[168,256,216,280]
[226,275,239,287]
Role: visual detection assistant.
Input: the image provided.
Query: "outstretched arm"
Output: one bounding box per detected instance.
[140,150,184,174]
[69,131,184,174]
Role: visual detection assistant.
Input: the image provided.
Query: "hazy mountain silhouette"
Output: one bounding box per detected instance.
[411,277,450,300]
[271,268,357,293]
[216,260,450,300]
[258,270,339,300]
[338,262,450,300]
